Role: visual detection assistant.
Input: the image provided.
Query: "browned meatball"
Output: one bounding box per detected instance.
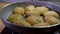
[44,11,59,18]
[33,22,50,27]
[14,20,31,27]
[25,5,35,11]
[44,16,60,25]
[26,11,40,16]
[26,15,43,25]
[13,7,25,14]
[35,6,49,14]
[8,14,23,23]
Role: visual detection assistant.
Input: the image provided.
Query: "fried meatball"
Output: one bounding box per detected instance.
[44,11,59,18]
[44,16,60,24]
[25,5,35,11]
[26,15,43,25]
[33,22,50,26]
[35,6,49,14]
[8,14,23,23]
[26,11,40,16]
[14,20,31,27]
[13,7,25,14]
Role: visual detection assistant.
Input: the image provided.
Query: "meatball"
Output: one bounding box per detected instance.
[26,11,40,16]
[13,7,25,14]
[25,5,35,11]
[44,16,60,24]
[8,14,23,23]
[26,15,43,25]
[33,22,50,27]
[35,6,49,14]
[14,20,31,27]
[44,11,59,18]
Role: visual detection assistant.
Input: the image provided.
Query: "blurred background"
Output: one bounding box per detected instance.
[0,0,60,2]
[0,0,60,7]
[0,0,60,5]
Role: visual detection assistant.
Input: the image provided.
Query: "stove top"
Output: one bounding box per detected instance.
[1,27,60,34]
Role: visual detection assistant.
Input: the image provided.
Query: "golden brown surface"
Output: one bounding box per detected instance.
[0,2,9,33]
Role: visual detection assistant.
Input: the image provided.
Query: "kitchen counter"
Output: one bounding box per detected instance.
[0,2,9,33]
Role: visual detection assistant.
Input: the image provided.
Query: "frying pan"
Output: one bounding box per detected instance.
[0,1,60,34]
